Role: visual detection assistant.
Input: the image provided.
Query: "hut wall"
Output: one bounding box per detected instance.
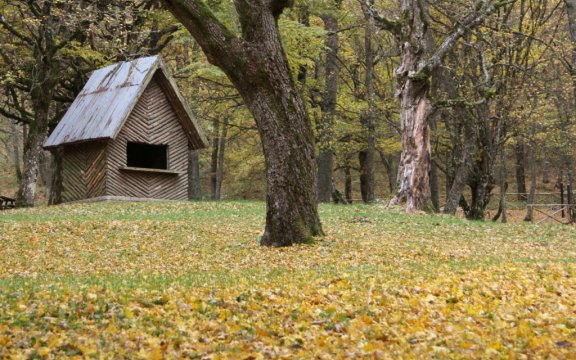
[62,142,107,202]
[105,78,189,200]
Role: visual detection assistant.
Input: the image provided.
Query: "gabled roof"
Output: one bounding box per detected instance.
[44,55,208,149]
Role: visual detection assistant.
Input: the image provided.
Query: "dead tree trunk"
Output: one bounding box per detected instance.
[161,0,323,246]
[369,0,506,212]
[317,13,339,203]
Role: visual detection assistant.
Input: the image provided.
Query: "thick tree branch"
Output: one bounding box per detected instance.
[159,0,245,69]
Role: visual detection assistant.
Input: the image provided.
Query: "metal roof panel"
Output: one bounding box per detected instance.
[44,56,160,148]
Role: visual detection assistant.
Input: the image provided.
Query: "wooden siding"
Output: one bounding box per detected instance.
[62,142,107,202]
[106,78,189,200]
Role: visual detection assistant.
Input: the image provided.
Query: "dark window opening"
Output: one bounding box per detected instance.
[126,142,168,169]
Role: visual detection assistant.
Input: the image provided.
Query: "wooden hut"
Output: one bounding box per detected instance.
[44,56,208,202]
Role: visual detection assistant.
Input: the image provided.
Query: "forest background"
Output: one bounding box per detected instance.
[0,0,575,222]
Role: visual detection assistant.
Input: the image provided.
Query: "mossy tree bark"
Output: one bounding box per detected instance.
[160,0,323,246]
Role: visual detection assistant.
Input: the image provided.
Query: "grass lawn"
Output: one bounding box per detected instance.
[0,201,575,358]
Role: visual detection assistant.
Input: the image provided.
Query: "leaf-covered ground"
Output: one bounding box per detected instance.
[1,201,575,359]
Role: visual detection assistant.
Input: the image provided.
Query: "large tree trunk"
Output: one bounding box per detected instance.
[17,103,50,207]
[161,0,323,246]
[316,14,339,203]
[188,149,202,200]
[18,129,45,206]
[390,82,432,211]
[370,0,504,212]
[388,3,432,211]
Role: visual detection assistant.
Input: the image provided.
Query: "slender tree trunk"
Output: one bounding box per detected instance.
[514,140,527,200]
[317,14,339,203]
[360,2,376,203]
[524,137,537,221]
[160,0,323,246]
[556,165,564,190]
[48,147,63,205]
[210,118,220,200]
[444,143,475,215]
[344,166,352,204]
[378,150,396,194]
[215,117,228,200]
[494,147,507,223]
[542,155,550,184]
[188,149,202,200]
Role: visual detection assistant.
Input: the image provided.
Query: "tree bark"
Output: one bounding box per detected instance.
[344,166,352,204]
[386,2,433,211]
[188,149,202,200]
[494,147,507,223]
[161,0,323,246]
[215,117,228,200]
[369,0,506,212]
[524,133,537,221]
[514,140,527,200]
[17,103,50,207]
[317,14,339,203]
[377,150,396,194]
[542,155,550,184]
[210,118,220,200]
[360,0,376,204]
